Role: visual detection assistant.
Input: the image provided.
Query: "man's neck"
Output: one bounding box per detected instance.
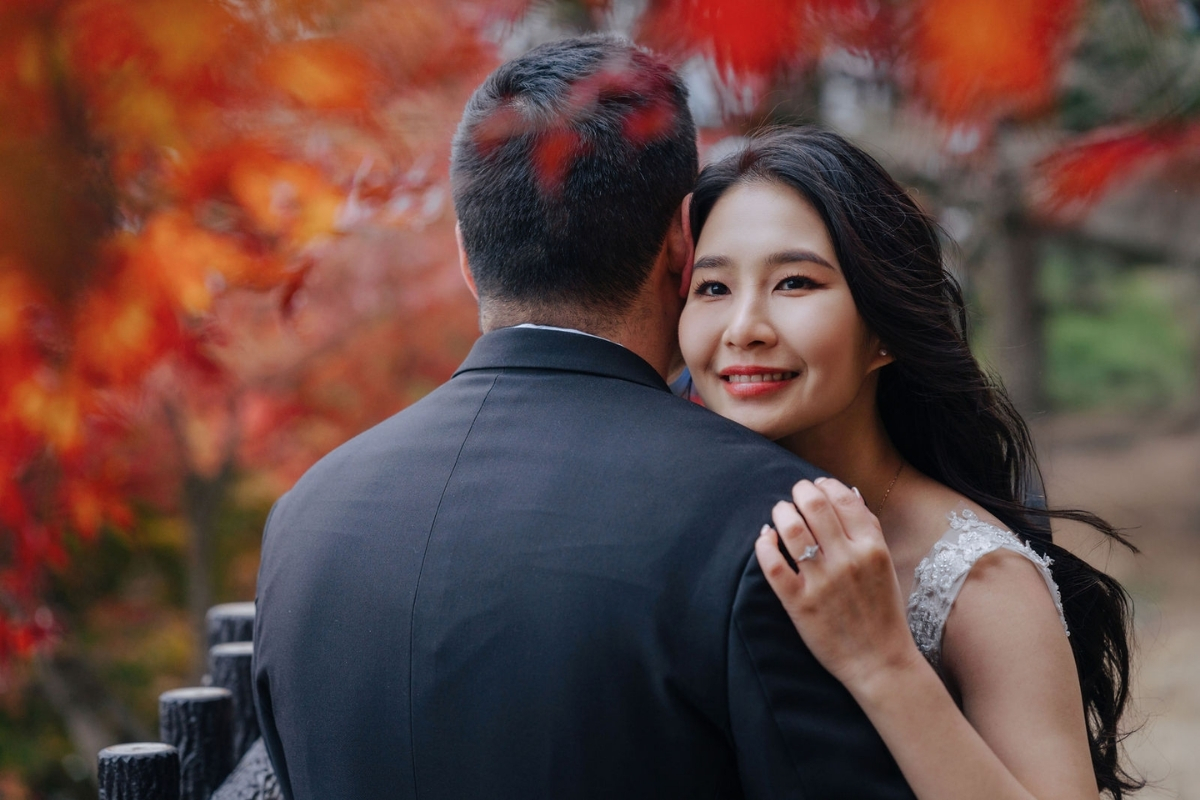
[482,305,677,379]
[512,323,617,344]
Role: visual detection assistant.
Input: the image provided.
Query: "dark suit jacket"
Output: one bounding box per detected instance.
[253,326,913,800]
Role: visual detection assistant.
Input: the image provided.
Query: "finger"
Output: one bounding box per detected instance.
[770,500,819,566]
[792,479,849,554]
[815,478,882,544]
[755,525,804,601]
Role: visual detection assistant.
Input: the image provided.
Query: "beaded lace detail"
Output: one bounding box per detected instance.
[905,509,1068,669]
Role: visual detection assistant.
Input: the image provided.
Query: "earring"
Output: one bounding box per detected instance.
[880,348,888,356]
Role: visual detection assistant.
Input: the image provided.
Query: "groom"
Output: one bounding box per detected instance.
[253,35,913,800]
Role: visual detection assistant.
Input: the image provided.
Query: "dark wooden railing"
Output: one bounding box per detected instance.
[97,602,281,800]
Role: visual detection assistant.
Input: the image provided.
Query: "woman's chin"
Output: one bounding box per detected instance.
[720,410,794,442]
[694,385,802,441]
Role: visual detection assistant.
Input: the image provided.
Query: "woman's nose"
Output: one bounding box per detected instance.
[724,298,777,350]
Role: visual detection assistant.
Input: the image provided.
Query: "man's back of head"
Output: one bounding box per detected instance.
[451,35,698,332]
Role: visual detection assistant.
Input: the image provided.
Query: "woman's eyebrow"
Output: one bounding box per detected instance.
[692,254,731,271]
[692,250,837,271]
[767,249,837,270]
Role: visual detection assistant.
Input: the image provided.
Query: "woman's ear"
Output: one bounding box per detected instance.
[869,339,895,371]
[456,222,479,301]
[678,193,695,299]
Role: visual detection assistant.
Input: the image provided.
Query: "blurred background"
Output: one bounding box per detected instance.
[1,0,1197,797]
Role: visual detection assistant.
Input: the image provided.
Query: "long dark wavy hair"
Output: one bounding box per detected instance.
[691,127,1141,797]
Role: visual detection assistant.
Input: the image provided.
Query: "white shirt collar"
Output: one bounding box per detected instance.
[512,323,623,348]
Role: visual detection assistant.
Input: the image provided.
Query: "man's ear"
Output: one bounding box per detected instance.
[456,222,479,301]
[677,193,695,299]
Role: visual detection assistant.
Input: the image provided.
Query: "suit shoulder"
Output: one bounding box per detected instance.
[638,391,808,472]
[277,374,490,499]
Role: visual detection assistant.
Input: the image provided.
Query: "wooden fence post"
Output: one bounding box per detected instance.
[97,743,180,800]
[206,603,255,649]
[159,687,234,800]
[209,642,258,762]
[101,602,276,800]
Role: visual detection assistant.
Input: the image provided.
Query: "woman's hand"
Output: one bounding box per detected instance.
[755,477,923,693]
[757,478,1096,800]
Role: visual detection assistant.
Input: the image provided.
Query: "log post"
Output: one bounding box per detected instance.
[159,687,233,800]
[98,743,180,800]
[206,603,255,649]
[210,740,282,800]
[209,642,258,762]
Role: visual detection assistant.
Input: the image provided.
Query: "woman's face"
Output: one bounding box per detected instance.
[679,180,886,443]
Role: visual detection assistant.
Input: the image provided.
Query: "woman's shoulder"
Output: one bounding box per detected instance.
[916,497,1071,692]
[904,479,1006,540]
[911,488,1059,609]
[901,482,1067,669]
[898,480,1030,572]
[887,479,1002,579]
[934,537,1076,701]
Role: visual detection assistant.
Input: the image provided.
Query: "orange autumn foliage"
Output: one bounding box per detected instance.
[260,40,379,112]
[0,0,500,660]
[911,0,1083,119]
[638,0,1089,124]
[642,0,811,75]
[640,0,883,77]
[1037,124,1200,218]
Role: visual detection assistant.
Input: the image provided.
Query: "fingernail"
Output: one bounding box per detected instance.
[759,524,772,538]
[852,486,861,499]
[814,477,827,485]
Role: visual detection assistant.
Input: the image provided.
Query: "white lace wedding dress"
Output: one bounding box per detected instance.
[905,509,1068,670]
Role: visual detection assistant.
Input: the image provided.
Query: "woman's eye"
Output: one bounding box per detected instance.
[694,280,730,297]
[777,275,819,291]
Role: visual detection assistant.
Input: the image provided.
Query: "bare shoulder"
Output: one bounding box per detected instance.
[898,474,1023,550]
[900,478,1071,685]
[938,522,1076,707]
[897,477,1095,794]
[914,480,1006,533]
[936,520,1092,794]
[885,474,1004,570]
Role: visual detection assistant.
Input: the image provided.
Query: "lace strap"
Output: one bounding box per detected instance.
[905,509,1068,669]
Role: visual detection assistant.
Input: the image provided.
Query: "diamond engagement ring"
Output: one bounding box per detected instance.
[795,544,821,562]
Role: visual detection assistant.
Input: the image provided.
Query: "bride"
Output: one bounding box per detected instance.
[676,128,1140,799]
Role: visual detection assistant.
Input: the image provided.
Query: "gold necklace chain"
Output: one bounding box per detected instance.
[875,462,904,516]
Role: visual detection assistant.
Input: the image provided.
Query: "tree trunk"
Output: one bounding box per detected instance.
[980,164,1046,415]
[182,463,234,680]
[993,216,1046,414]
[34,652,154,783]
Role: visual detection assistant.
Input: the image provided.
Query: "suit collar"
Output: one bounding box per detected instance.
[453,326,670,392]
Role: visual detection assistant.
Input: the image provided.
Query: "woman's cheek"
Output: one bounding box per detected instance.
[678,306,713,372]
